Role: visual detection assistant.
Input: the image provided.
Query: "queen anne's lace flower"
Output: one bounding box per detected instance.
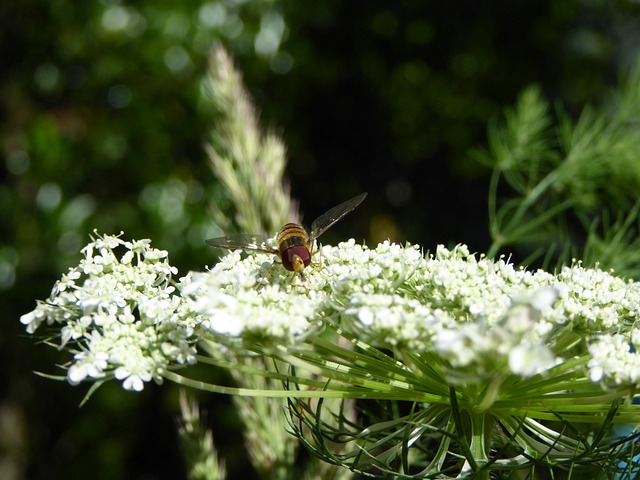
[22,234,640,391]
[20,233,198,391]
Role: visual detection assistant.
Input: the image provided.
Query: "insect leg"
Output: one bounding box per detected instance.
[309,242,323,271]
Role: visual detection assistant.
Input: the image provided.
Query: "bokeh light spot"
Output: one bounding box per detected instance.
[102,5,130,32]
[34,63,61,93]
[36,183,62,211]
[198,3,227,28]
[255,12,285,57]
[406,19,434,45]
[270,51,293,74]
[370,214,399,244]
[102,134,128,160]
[59,195,96,229]
[107,85,132,109]
[164,12,190,39]
[385,178,413,207]
[371,11,398,37]
[0,247,18,290]
[164,45,191,73]
[7,150,30,175]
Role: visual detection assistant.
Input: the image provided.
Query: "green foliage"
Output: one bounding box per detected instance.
[475,64,640,276]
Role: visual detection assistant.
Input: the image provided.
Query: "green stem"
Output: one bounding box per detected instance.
[521,169,558,209]
[487,166,563,259]
[476,375,505,411]
[467,412,489,480]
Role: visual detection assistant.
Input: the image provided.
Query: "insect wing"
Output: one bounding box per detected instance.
[309,192,367,240]
[205,233,276,254]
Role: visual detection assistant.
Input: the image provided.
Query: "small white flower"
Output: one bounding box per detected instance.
[121,250,134,265]
[67,350,109,384]
[115,366,151,392]
[20,307,45,334]
[588,334,640,388]
[143,248,169,261]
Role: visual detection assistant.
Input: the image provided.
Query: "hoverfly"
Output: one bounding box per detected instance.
[206,192,367,282]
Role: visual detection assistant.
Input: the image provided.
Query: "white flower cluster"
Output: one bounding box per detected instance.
[336,244,640,383]
[183,241,566,379]
[588,331,640,387]
[329,241,456,350]
[334,244,561,378]
[181,240,429,347]
[20,233,198,391]
[323,239,424,295]
[163,240,640,386]
[551,263,640,329]
[22,233,640,391]
[181,249,327,344]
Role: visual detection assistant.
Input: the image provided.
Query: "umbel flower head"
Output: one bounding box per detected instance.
[21,233,640,476]
[21,232,199,391]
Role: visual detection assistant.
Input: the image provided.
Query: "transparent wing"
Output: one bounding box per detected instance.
[309,192,367,240]
[205,233,277,255]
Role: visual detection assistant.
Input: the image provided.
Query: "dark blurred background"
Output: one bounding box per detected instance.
[3,1,639,479]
